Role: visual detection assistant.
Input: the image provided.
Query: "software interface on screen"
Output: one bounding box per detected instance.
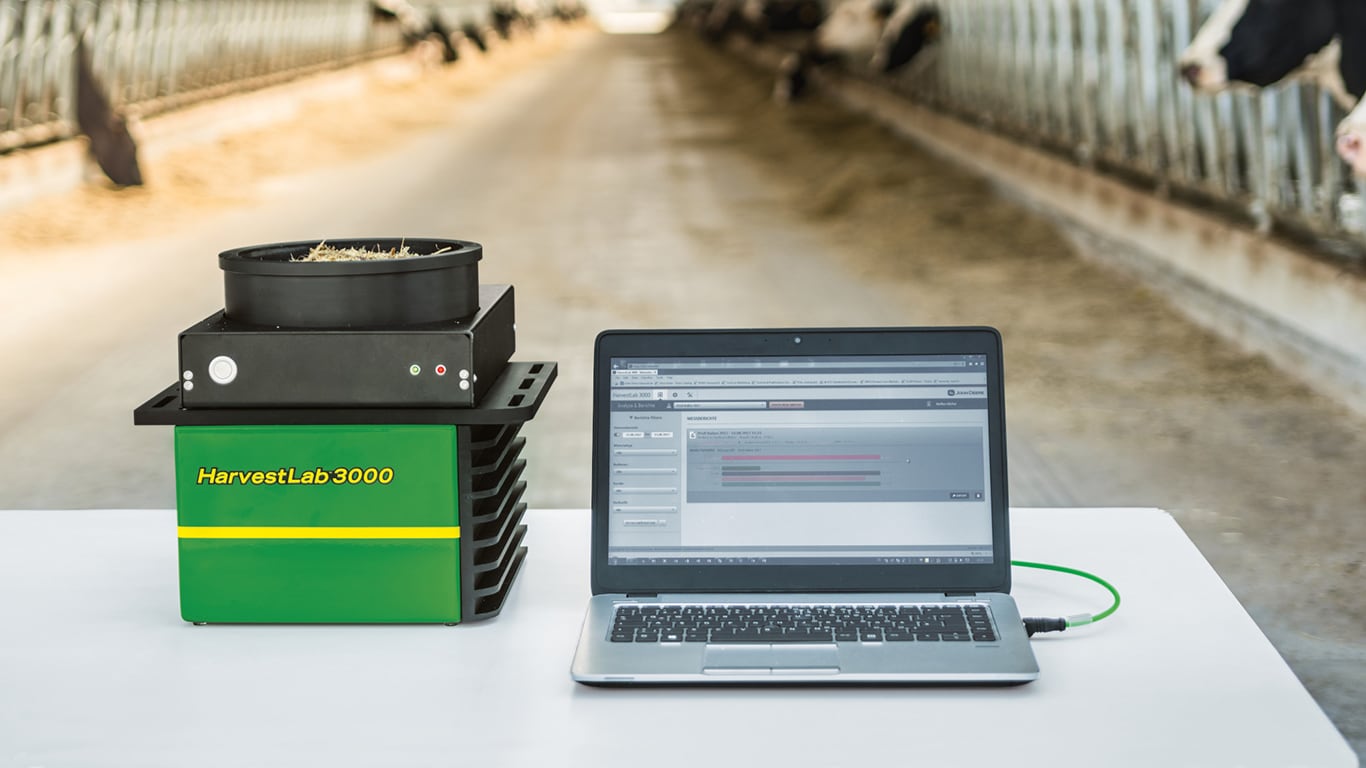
[606,354,995,566]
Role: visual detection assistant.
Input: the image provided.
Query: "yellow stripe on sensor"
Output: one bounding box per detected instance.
[178,526,460,540]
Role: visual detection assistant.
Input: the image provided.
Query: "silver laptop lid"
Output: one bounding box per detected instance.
[590,327,1011,596]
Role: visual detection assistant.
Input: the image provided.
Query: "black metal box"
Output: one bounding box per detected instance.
[178,284,515,408]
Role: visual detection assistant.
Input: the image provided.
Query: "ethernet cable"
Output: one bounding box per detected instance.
[1011,560,1121,637]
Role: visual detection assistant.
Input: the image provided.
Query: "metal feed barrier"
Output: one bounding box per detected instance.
[0,0,494,154]
[883,0,1365,254]
[7,0,1365,254]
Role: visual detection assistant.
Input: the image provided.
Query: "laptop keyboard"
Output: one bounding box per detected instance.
[610,603,997,643]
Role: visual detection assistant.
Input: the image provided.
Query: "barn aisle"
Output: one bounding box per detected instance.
[0,28,1361,750]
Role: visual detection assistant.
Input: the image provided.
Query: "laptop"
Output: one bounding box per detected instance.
[570,327,1039,684]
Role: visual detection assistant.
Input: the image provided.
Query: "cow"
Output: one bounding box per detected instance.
[676,0,720,32]
[551,0,588,22]
[1337,104,1366,174]
[490,0,539,40]
[1333,0,1366,174]
[702,0,747,44]
[462,22,490,53]
[740,0,825,41]
[1177,0,1366,175]
[74,39,142,187]
[871,0,940,74]
[1177,0,1366,176]
[371,0,460,64]
[1177,0,1353,109]
[774,0,939,103]
[1333,0,1366,100]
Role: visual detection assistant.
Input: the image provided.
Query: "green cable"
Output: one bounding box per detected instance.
[1011,560,1121,627]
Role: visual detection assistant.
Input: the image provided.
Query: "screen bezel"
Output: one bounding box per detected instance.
[590,327,1012,596]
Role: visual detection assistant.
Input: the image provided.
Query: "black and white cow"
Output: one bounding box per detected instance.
[871,1,940,73]
[74,39,142,187]
[701,0,747,44]
[774,0,890,101]
[1177,0,1366,175]
[774,0,939,103]
[1177,0,1352,108]
[490,0,539,40]
[1337,102,1366,174]
[740,0,825,41]
[462,21,490,53]
[1332,1,1366,174]
[551,0,588,22]
[371,0,460,63]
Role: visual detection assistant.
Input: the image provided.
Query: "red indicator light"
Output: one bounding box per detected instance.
[435,364,447,376]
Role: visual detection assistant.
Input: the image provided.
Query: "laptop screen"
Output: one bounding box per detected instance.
[609,349,994,560]
[604,351,995,568]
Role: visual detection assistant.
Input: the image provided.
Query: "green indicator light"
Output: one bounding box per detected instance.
[409,364,421,376]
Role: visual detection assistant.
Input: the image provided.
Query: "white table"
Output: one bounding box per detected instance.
[0,508,1356,767]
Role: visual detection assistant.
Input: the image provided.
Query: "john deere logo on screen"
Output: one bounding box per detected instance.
[195,467,395,486]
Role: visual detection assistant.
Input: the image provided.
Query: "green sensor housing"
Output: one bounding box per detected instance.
[175,424,466,623]
[134,361,555,624]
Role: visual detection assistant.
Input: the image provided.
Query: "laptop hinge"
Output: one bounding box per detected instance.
[625,593,658,598]
[945,591,978,597]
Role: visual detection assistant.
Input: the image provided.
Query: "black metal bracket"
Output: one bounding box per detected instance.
[133,360,556,426]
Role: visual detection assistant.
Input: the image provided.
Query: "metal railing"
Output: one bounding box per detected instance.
[0,0,496,155]
[892,0,1364,251]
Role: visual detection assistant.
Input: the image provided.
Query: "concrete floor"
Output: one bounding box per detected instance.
[0,28,1360,756]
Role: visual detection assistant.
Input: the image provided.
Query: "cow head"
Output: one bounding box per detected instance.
[875,6,940,74]
[813,0,889,57]
[1178,0,1336,91]
[1336,101,1366,177]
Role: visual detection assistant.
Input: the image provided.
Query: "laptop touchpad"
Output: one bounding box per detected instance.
[703,644,840,674]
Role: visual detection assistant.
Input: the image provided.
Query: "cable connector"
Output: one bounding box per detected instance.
[1012,560,1122,640]
[1022,617,1068,637]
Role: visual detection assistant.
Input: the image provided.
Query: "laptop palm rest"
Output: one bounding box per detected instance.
[702,644,841,675]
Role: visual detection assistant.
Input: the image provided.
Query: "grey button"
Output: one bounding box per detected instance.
[208,356,238,385]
